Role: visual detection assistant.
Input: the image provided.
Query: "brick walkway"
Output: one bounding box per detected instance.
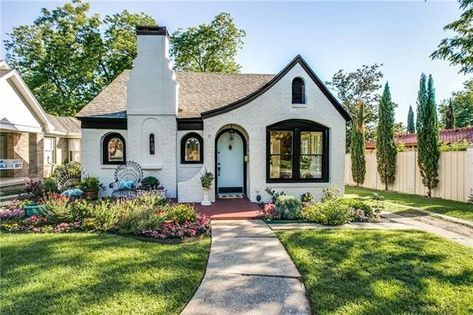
[194,198,262,220]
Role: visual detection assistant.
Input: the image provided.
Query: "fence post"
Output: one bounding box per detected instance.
[466,146,473,202]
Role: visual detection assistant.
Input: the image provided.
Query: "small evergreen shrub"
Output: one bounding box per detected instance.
[275,195,301,219]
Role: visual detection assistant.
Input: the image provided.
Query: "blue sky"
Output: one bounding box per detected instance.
[1,1,470,123]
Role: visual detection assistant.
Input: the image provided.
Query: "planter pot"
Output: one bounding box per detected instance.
[84,189,98,200]
[201,188,211,206]
[25,204,48,217]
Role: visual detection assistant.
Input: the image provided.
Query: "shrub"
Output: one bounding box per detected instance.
[301,203,326,224]
[41,193,75,223]
[54,161,81,178]
[260,203,279,220]
[141,176,160,190]
[160,204,197,224]
[301,192,314,203]
[303,199,353,225]
[265,188,286,203]
[321,186,340,202]
[341,199,374,217]
[80,176,104,191]
[275,195,301,219]
[135,192,167,209]
[24,177,44,201]
[44,178,58,193]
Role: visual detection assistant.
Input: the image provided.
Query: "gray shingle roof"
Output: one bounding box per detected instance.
[46,114,81,134]
[76,70,274,119]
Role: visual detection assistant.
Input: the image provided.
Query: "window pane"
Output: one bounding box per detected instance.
[270,131,292,155]
[300,155,322,179]
[149,134,155,155]
[108,138,124,162]
[185,138,200,161]
[301,132,323,155]
[44,137,54,151]
[270,155,292,179]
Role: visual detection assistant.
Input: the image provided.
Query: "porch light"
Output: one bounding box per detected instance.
[229,125,235,141]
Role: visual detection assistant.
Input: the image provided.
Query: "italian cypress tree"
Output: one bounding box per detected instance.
[376,83,397,190]
[416,74,440,197]
[351,101,366,186]
[407,105,415,133]
[445,99,456,129]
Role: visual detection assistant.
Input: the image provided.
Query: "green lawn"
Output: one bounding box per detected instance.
[278,229,473,315]
[0,233,210,315]
[345,185,473,221]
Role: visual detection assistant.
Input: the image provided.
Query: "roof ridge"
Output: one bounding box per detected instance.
[176,71,275,76]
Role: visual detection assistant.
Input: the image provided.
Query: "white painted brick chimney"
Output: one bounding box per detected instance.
[127,26,178,115]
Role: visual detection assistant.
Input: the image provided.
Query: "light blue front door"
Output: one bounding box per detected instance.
[217,131,244,193]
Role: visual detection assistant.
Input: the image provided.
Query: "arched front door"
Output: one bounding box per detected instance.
[216,129,246,195]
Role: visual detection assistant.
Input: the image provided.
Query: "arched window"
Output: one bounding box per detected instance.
[292,77,305,104]
[103,133,126,165]
[149,133,155,155]
[266,119,328,182]
[181,133,203,164]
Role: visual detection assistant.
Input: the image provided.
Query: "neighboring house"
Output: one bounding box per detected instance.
[77,26,350,202]
[0,61,81,191]
[365,127,473,151]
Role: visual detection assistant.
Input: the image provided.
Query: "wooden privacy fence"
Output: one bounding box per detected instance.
[345,146,473,202]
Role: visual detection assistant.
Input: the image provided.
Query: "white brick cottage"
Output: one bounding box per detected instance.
[77,26,350,203]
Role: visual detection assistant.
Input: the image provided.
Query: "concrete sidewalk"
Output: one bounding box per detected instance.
[181,220,310,315]
[381,211,473,248]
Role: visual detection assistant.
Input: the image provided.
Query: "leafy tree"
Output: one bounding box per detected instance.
[327,64,383,151]
[394,122,406,136]
[416,74,440,198]
[444,99,456,129]
[439,79,473,127]
[170,12,245,73]
[376,83,397,190]
[351,101,366,186]
[407,105,416,133]
[431,0,473,74]
[102,10,156,82]
[4,0,156,116]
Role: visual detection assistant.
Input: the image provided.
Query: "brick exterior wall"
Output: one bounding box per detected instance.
[82,63,347,202]
[28,132,44,179]
[179,63,347,202]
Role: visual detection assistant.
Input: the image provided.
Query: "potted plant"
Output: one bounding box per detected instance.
[141,176,160,191]
[80,176,104,200]
[200,168,214,206]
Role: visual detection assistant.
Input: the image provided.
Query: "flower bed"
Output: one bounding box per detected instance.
[260,186,380,225]
[0,193,210,240]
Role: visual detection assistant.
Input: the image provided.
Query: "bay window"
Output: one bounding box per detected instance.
[266,120,329,182]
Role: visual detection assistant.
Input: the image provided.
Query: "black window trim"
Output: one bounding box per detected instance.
[102,132,126,165]
[292,77,306,104]
[181,132,204,164]
[266,119,329,183]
